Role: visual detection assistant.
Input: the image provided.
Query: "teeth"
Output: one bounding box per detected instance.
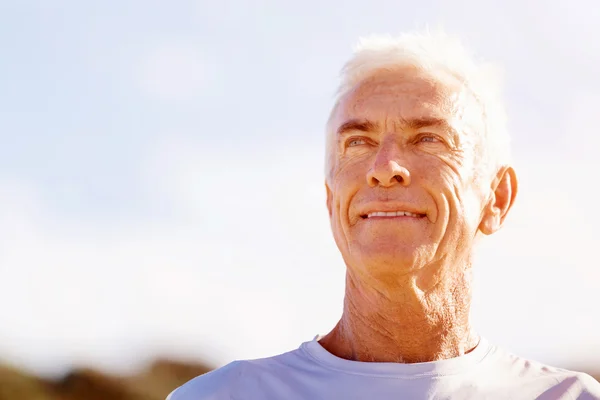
[367,211,420,218]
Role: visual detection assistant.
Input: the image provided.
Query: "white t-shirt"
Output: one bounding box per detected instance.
[167,337,600,399]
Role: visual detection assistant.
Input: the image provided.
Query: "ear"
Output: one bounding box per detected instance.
[325,182,333,218]
[479,166,518,235]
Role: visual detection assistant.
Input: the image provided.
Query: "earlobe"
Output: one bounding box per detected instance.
[479,207,500,235]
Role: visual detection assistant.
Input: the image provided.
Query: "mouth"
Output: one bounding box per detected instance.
[361,211,427,219]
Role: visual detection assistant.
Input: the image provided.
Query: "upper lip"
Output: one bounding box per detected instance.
[357,203,427,219]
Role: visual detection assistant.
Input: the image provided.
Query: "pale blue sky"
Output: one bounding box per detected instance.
[1,0,599,377]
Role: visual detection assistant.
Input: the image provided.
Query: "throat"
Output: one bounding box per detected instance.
[319,270,477,363]
[322,314,478,364]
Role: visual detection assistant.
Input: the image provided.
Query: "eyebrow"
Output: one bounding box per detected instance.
[336,119,379,135]
[404,117,453,131]
[336,117,458,137]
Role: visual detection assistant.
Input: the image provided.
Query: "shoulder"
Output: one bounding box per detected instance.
[535,371,600,400]
[485,346,600,398]
[554,371,600,399]
[166,360,249,400]
[166,347,308,400]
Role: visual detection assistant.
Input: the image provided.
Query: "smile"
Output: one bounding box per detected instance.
[363,211,425,218]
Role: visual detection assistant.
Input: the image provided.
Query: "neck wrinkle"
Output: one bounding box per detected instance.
[322,259,477,364]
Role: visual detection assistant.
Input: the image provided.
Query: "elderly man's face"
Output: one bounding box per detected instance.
[326,69,496,277]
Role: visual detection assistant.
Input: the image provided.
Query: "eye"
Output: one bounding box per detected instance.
[346,137,367,147]
[417,134,442,144]
[419,135,438,143]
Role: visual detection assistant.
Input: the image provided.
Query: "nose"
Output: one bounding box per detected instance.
[366,144,411,188]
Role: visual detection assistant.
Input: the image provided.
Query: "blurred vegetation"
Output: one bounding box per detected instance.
[0,359,597,399]
[0,359,212,400]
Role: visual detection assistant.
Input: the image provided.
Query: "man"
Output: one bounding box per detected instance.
[168,31,600,399]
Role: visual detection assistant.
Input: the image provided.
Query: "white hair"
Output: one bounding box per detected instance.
[325,30,511,180]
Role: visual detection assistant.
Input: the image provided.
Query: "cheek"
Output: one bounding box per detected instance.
[329,160,367,241]
[422,158,476,222]
[331,174,355,223]
[328,185,352,257]
[437,168,484,231]
[336,150,371,177]
[332,157,369,202]
[420,156,460,194]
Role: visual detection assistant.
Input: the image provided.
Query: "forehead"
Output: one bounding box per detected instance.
[335,69,467,124]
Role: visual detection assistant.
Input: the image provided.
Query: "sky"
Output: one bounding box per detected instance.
[1,0,599,378]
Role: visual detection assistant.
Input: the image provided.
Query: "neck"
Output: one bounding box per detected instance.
[319,261,478,363]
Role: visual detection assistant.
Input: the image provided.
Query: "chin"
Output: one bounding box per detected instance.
[348,240,430,277]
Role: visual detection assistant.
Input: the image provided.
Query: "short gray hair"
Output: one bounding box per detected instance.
[325,30,510,180]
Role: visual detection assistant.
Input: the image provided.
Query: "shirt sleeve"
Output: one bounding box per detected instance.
[576,373,600,399]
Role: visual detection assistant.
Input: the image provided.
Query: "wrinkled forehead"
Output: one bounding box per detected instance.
[333,69,479,129]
